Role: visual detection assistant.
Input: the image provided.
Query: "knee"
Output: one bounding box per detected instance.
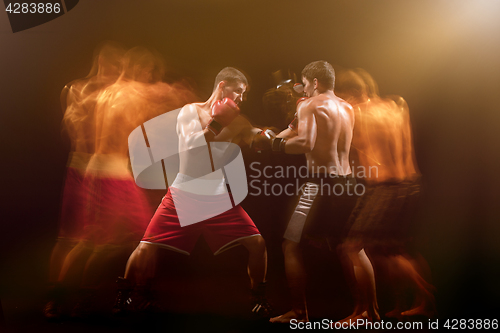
[253,235,266,252]
[336,242,347,258]
[134,242,157,259]
[282,239,299,255]
[55,238,78,250]
[339,241,362,264]
[243,235,266,253]
[341,241,359,256]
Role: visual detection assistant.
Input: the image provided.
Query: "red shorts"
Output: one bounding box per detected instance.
[141,189,260,255]
[83,174,153,245]
[58,167,87,240]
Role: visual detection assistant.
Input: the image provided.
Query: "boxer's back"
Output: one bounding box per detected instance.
[352,97,414,183]
[63,77,113,154]
[305,92,354,176]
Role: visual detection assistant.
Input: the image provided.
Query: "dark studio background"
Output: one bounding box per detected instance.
[1,0,500,331]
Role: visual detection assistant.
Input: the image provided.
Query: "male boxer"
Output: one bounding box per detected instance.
[335,69,433,321]
[44,42,125,319]
[114,67,271,316]
[262,61,357,323]
[60,46,194,318]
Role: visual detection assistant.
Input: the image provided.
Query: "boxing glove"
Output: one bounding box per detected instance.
[251,128,274,152]
[257,130,287,153]
[271,137,287,152]
[293,83,304,94]
[261,129,276,140]
[206,98,240,135]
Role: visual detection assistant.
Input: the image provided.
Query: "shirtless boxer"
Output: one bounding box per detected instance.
[61,46,192,318]
[264,61,356,323]
[44,42,125,319]
[335,69,433,322]
[113,67,271,316]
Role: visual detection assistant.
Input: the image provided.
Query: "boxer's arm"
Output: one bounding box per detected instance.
[177,105,215,149]
[241,126,263,146]
[177,100,242,147]
[277,128,297,139]
[60,85,71,112]
[213,115,253,143]
[281,103,316,154]
[397,97,419,176]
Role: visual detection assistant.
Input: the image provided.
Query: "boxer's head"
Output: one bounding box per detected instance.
[214,67,248,104]
[88,41,126,79]
[301,61,335,96]
[335,69,373,105]
[354,68,379,99]
[121,46,165,83]
[335,69,365,104]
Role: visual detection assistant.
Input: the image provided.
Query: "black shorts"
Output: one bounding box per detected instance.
[283,174,358,246]
[345,178,422,248]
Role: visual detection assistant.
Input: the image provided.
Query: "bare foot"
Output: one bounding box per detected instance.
[270,309,308,323]
[385,308,403,318]
[336,312,362,324]
[336,311,380,326]
[401,303,436,318]
[369,308,381,322]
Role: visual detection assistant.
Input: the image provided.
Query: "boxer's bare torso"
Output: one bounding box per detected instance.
[303,92,354,175]
[62,76,116,155]
[351,96,417,184]
[177,82,257,177]
[282,90,354,176]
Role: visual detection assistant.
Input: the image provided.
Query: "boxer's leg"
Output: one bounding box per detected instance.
[49,239,79,284]
[113,242,159,315]
[239,235,272,316]
[269,239,308,323]
[238,235,267,289]
[270,183,318,323]
[57,240,94,284]
[124,242,159,285]
[337,242,380,323]
[391,255,435,317]
[44,239,79,319]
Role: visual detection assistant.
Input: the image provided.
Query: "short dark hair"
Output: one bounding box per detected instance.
[87,40,125,78]
[213,67,248,91]
[301,61,335,90]
[122,46,165,82]
[354,68,379,98]
[335,69,366,101]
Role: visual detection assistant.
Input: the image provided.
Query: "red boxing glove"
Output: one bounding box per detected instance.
[288,113,298,133]
[293,83,304,94]
[296,96,308,105]
[206,98,240,135]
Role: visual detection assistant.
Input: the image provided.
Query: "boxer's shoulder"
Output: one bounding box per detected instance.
[296,97,316,115]
[180,102,206,116]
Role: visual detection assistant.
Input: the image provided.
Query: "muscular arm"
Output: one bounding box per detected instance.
[277,127,297,139]
[283,102,317,154]
[399,99,419,176]
[177,105,214,150]
[214,115,258,145]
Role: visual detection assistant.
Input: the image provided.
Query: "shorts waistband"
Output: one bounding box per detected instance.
[306,173,355,186]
